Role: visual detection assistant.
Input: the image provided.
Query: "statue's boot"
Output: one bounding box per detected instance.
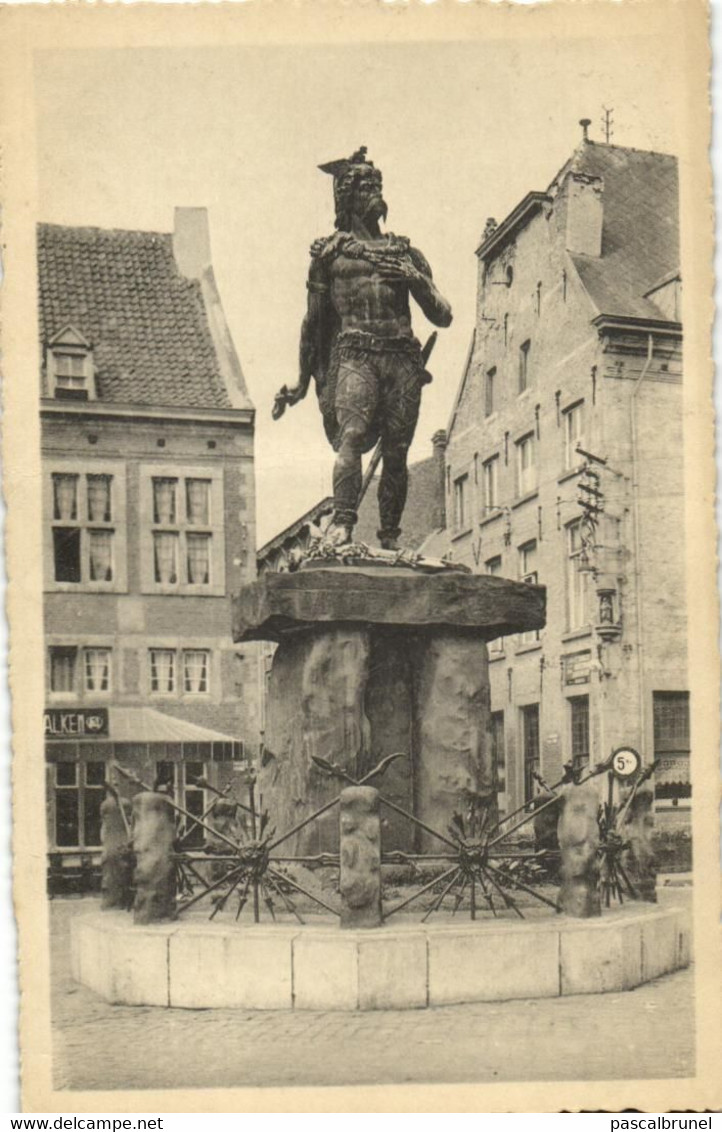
[322,519,354,548]
[378,527,401,552]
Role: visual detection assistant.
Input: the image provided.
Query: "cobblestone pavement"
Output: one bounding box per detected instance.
[51,893,694,1093]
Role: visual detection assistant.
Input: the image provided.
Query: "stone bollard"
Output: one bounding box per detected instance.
[132,791,177,925]
[621,788,657,902]
[339,786,382,928]
[557,783,601,918]
[100,793,134,910]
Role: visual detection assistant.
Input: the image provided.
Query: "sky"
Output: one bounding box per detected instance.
[35,34,683,546]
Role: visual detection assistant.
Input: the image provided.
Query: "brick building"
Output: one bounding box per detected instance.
[443,137,688,823]
[39,209,257,885]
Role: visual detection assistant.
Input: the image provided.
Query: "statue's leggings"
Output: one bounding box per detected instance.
[333,347,422,541]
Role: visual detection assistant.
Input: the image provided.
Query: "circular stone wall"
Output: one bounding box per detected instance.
[71,906,690,1012]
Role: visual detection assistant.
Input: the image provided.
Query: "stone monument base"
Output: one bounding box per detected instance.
[233,565,546,853]
[71,905,690,1012]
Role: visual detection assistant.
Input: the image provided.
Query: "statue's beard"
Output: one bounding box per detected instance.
[364,197,388,226]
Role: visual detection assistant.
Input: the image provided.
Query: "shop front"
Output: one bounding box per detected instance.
[45,705,247,894]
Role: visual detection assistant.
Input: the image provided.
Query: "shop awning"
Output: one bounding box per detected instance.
[107,707,239,744]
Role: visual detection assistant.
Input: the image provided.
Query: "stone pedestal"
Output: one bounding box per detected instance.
[132,791,177,925]
[234,565,545,854]
[100,794,133,910]
[621,788,657,902]
[557,783,602,918]
[339,786,382,928]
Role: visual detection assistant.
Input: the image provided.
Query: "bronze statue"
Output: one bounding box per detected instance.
[273,147,452,550]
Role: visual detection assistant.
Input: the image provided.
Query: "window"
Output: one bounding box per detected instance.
[519,340,531,393]
[155,761,207,849]
[87,475,112,522]
[142,466,224,593]
[521,704,540,804]
[84,648,111,693]
[453,474,469,531]
[183,763,207,849]
[566,519,590,630]
[490,711,506,806]
[569,695,590,770]
[653,692,691,804]
[536,282,542,317]
[49,647,77,694]
[47,327,95,401]
[485,368,496,417]
[516,433,537,496]
[486,557,504,653]
[49,470,118,586]
[518,541,540,644]
[183,650,210,694]
[154,533,179,584]
[519,540,537,585]
[186,478,211,525]
[150,649,176,694]
[150,649,213,697]
[53,528,81,583]
[53,352,89,398]
[563,401,585,471]
[482,456,499,513]
[54,761,105,848]
[187,534,211,584]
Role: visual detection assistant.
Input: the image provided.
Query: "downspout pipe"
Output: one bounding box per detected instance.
[631,333,654,762]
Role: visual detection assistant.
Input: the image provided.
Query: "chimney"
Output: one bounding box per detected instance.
[431,429,447,529]
[564,172,604,257]
[173,207,212,279]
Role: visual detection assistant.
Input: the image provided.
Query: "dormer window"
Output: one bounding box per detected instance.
[46,325,95,401]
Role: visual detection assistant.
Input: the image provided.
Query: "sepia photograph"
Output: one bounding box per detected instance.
[1,0,719,1114]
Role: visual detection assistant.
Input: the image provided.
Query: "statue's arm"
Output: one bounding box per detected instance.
[285,259,330,406]
[406,246,453,328]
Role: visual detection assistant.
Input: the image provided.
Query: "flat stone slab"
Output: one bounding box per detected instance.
[71,905,690,1012]
[232,566,546,642]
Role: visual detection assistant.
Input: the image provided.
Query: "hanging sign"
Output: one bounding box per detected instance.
[610,746,642,780]
[44,707,109,738]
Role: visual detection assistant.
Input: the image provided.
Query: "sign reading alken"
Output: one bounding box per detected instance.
[44,707,109,739]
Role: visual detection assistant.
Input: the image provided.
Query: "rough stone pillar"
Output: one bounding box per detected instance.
[557,783,601,918]
[339,786,382,928]
[132,791,177,925]
[100,793,133,910]
[362,631,414,849]
[413,630,493,851]
[621,788,657,902]
[261,627,370,854]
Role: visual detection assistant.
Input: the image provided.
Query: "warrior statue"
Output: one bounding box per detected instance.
[273,147,452,550]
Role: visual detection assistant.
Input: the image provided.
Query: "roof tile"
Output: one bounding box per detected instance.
[562,144,680,322]
[37,223,233,409]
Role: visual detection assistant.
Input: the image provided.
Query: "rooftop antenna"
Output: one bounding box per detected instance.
[601,106,614,143]
[579,118,592,142]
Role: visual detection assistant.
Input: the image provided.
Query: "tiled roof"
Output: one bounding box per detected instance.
[559,143,680,323]
[38,223,233,409]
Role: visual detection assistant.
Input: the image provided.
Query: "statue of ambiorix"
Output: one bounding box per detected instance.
[273,147,452,550]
